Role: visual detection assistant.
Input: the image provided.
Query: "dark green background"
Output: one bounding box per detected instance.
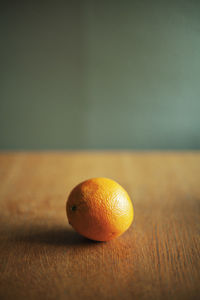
[1,0,200,150]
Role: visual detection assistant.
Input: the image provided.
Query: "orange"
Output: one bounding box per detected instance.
[66,177,134,241]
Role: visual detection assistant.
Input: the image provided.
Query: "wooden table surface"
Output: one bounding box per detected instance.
[0,152,200,300]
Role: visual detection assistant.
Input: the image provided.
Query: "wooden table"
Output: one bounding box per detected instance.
[0,152,200,300]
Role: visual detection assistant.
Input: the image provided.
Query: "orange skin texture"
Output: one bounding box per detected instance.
[66,178,134,241]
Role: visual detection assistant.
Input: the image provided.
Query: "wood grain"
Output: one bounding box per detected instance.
[0,152,200,300]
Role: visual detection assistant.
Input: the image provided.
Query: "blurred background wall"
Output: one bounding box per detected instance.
[1,0,200,150]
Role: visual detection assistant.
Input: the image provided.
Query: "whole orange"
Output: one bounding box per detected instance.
[66,177,134,241]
